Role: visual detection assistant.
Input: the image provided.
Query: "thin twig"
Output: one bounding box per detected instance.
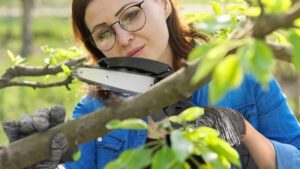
[257,0,265,16]
[0,76,74,90]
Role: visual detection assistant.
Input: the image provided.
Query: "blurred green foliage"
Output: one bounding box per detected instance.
[0,1,82,146]
[0,16,73,55]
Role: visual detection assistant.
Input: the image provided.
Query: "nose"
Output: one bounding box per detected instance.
[113,23,134,46]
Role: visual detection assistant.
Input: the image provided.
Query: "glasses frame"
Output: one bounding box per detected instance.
[87,0,146,52]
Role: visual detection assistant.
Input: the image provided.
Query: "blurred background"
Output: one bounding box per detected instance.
[0,0,299,146]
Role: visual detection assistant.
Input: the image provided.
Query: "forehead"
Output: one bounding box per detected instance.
[85,0,139,29]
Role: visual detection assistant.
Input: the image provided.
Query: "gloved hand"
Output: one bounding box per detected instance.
[192,106,246,146]
[151,98,246,146]
[2,105,68,169]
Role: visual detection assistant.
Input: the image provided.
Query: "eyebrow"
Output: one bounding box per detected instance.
[115,1,137,17]
[92,1,138,32]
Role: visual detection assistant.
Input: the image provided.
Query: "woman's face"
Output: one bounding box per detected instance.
[85,0,173,65]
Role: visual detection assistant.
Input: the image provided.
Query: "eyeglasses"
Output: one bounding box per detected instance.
[88,0,146,51]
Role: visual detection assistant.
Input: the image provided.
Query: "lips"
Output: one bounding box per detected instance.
[127,45,145,57]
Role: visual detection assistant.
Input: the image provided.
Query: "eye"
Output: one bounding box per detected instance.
[121,9,141,25]
[94,28,114,41]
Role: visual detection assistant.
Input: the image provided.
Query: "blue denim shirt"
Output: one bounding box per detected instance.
[64,75,300,169]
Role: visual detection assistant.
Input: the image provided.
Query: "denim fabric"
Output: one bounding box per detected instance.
[64,75,300,169]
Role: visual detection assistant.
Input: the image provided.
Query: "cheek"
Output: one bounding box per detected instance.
[145,20,169,51]
[102,50,122,58]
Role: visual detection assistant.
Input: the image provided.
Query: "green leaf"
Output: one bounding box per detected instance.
[171,130,194,162]
[210,55,243,103]
[105,158,123,169]
[226,3,247,14]
[61,64,71,76]
[288,31,300,70]
[179,107,205,122]
[185,127,220,143]
[209,1,222,16]
[7,50,16,63]
[207,137,240,167]
[239,39,274,88]
[106,118,148,130]
[14,55,26,65]
[72,150,81,161]
[201,151,218,162]
[168,116,182,124]
[173,162,191,169]
[272,31,289,45]
[105,148,152,169]
[50,57,58,65]
[152,146,178,169]
[261,0,291,14]
[191,44,228,85]
[244,7,261,17]
[169,107,205,124]
[188,44,216,61]
[6,50,26,66]
[294,18,300,27]
[123,148,152,169]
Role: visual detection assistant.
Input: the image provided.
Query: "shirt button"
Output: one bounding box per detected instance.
[97,137,103,142]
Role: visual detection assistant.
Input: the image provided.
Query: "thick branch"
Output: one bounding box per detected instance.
[252,1,300,38]
[0,58,211,169]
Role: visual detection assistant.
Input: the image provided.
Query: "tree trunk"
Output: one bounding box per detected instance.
[21,0,34,57]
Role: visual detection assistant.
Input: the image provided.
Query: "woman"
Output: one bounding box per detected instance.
[60,0,300,168]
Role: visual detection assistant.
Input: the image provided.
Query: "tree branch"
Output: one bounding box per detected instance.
[0,76,74,90]
[0,56,87,89]
[0,58,210,169]
[268,43,292,62]
[257,0,265,16]
[252,1,300,38]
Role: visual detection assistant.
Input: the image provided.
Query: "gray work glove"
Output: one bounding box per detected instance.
[151,98,246,146]
[193,106,246,146]
[2,105,68,169]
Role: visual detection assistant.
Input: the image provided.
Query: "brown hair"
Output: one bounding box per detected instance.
[72,0,208,97]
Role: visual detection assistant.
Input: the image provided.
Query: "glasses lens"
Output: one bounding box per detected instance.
[120,6,145,32]
[91,27,115,51]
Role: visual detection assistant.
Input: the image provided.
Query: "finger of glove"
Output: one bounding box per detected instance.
[32,108,50,132]
[49,105,66,127]
[2,121,22,142]
[19,115,36,135]
[32,133,68,169]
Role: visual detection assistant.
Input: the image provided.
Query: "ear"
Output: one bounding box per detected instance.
[160,0,172,19]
